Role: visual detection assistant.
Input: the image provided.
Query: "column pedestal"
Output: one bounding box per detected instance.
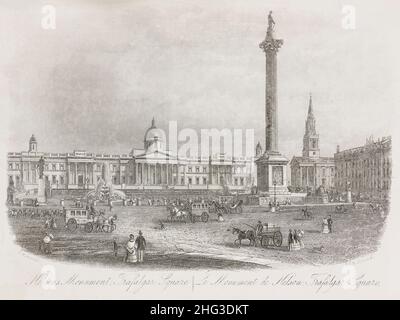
[256,151,289,195]
[37,178,46,204]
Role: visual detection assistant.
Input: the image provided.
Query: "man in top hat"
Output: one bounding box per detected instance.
[255,221,263,237]
[135,230,146,263]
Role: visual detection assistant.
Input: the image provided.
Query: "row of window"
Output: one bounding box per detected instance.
[8,162,248,175]
[8,162,66,171]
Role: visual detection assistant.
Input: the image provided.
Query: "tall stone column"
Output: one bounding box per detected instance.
[256,12,289,195]
[259,19,283,153]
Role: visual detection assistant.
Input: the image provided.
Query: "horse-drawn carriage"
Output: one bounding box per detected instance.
[65,208,117,233]
[257,225,283,247]
[335,204,349,214]
[209,199,243,215]
[190,202,210,223]
[231,223,283,248]
[166,201,210,223]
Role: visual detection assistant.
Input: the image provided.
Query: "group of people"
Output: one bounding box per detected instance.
[288,229,304,251]
[8,207,64,219]
[113,231,147,264]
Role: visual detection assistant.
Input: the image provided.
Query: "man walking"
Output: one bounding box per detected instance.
[327,215,333,233]
[288,229,294,251]
[135,230,146,263]
[113,237,119,257]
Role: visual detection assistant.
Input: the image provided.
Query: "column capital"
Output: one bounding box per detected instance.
[259,31,283,53]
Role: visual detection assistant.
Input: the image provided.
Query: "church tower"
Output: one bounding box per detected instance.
[302,94,320,158]
[29,134,37,152]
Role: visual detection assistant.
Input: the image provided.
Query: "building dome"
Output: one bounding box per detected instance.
[29,134,37,144]
[143,118,165,151]
[29,134,37,152]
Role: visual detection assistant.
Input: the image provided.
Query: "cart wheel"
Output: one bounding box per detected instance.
[273,231,283,247]
[85,222,93,233]
[261,235,269,247]
[67,218,77,232]
[201,212,209,223]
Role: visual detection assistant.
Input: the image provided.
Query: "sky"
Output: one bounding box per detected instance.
[1,0,399,160]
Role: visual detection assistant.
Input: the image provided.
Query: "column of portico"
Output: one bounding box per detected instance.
[174,164,178,185]
[167,164,170,185]
[75,163,78,185]
[84,163,87,189]
[141,164,144,185]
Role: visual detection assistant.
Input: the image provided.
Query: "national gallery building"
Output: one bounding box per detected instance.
[7,119,255,193]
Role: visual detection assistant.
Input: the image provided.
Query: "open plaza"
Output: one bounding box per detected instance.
[8,199,387,269]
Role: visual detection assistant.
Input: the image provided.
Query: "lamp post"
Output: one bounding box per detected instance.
[273,179,277,207]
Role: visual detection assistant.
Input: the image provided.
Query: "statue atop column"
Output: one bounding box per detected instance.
[268,11,275,32]
[260,11,283,53]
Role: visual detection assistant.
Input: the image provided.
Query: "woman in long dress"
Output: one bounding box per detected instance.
[322,218,330,234]
[296,229,305,248]
[125,234,137,263]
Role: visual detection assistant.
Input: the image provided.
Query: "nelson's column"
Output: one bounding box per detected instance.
[256,12,289,195]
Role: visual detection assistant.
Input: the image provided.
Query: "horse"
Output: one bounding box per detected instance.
[209,200,228,215]
[92,212,106,232]
[102,215,117,233]
[168,205,190,222]
[231,227,256,247]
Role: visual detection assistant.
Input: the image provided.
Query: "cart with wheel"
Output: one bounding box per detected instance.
[65,208,96,233]
[189,202,210,223]
[257,226,283,247]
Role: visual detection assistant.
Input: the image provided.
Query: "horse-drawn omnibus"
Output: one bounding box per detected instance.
[190,202,209,223]
[65,208,116,233]
[166,201,210,223]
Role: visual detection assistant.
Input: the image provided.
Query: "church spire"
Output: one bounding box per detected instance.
[302,93,319,158]
[308,93,313,116]
[151,117,156,128]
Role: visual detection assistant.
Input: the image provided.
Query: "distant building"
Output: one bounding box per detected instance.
[334,136,392,199]
[7,119,255,194]
[290,95,335,192]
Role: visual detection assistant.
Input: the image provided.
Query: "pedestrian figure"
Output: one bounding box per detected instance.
[297,229,305,248]
[292,230,301,251]
[135,230,146,263]
[322,218,330,234]
[39,232,54,254]
[124,234,137,263]
[288,229,294,251]
[255,221,263,237]
[327,215,333,233]
[113,237,118,257]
